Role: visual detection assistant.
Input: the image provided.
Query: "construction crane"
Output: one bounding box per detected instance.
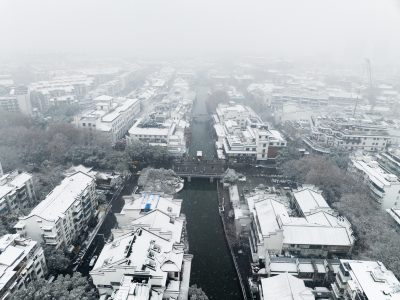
[365,58,375,108]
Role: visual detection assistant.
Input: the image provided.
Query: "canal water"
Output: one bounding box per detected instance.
[178,87,242,300]
[179,180,242,300]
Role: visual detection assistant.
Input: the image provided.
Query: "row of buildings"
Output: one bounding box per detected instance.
[229,184,400,299]
[90,192,192,300]
[0,66,141,115]
[257,259,400,300]
[29,74,95,110]
[213,102,286,161]
[127,77,195,156]
[0,164,125,298]
[247,81,362,110]
[73,70,194,154]
[304,116,392,153]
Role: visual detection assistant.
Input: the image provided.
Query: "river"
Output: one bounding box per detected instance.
[178,87,243,300]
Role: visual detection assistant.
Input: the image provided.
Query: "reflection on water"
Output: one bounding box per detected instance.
[179,87,242,299]
[179,180,242,300]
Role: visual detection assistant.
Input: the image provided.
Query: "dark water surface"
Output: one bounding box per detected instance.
[179,180,242,300]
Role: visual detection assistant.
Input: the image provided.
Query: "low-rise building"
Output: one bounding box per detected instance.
[0,171,36,214]
[349,154,400,209]
[264,256,341,286]
[309,116,391,153]
[74,95,141,144]
[332,260,400,300]
[114,209,185,245]
[0,234,47,299]
[259,273,315,300]
[246,190,354,261]
[291,185,334,216]
[14,171,96,248]
[90,228,192,299]
[127,118,187,156]
[115,192,182,227]
[214,103,286,161]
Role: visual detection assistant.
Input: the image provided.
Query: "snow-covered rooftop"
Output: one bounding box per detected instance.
[26,172,94,221]
[260,273,315,300]
[293,186,332,216]
[341,260,400,300]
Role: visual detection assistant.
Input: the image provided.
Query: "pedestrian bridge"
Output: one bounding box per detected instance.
[172,160,227,182]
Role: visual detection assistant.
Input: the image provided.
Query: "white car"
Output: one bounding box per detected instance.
[89,255,98,267]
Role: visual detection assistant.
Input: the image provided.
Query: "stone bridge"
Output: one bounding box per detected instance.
[172,160,227,182]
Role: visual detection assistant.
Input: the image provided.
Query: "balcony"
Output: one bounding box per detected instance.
[368,181,384,201]
[331,283,342,299]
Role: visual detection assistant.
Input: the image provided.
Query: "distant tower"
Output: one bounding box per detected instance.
[0,161,3,177]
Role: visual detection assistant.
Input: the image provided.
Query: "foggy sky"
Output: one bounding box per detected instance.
[1,0,400,62]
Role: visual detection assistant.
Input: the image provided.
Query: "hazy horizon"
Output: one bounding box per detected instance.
[1,0,400,64]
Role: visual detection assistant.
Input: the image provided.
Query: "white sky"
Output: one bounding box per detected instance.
[1,0,400,62]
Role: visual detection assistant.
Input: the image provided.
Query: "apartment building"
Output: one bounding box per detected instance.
[246,189,354,261]
[0,234,47,300]
[90,228,192,299]
[29,75,94,110]
[332,260,400,300]
[0,171,36,214]
[0,87,32,116]
[14,171,96,249]
[309,116,391,152]
[349,155,400,209]
[214,103,286,161]
[74,95,141,144]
